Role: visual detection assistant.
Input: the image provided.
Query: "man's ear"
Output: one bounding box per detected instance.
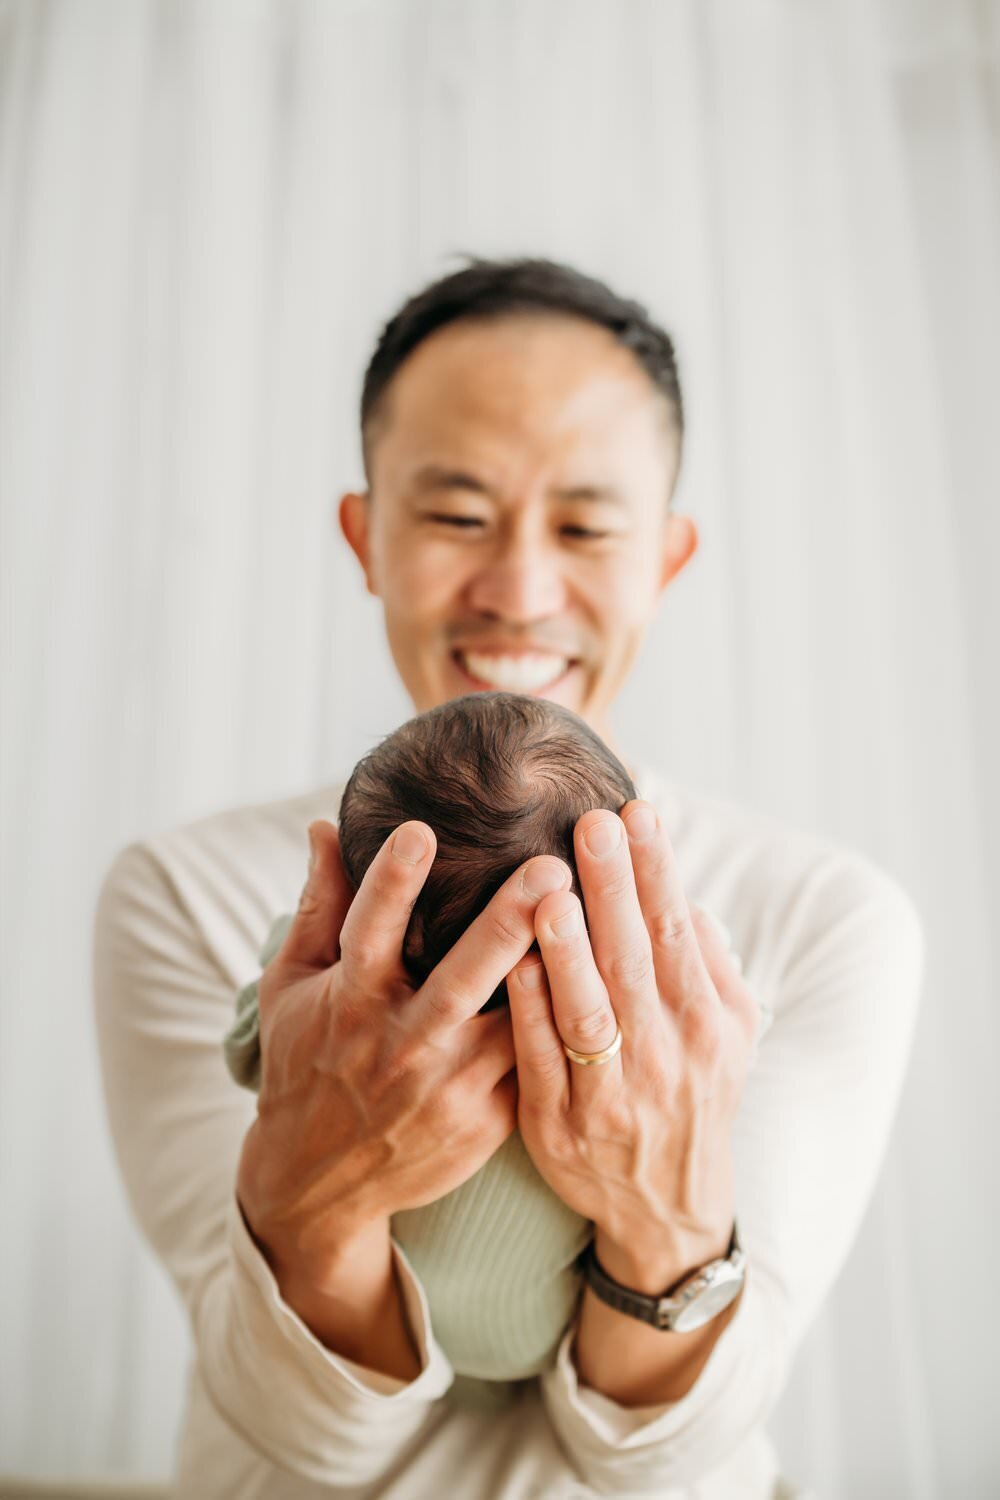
[339,491,379,597]
[658,512,698,594]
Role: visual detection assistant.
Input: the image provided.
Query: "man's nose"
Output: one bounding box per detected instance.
[464,531,569,620]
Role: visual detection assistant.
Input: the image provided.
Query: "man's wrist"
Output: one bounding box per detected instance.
[236,1182,392,1296]
[276,1224,392,1335]
[592,1220,735,1297]
[236,1193,420,1375]
[266,1213,394,1301]
[236,1123,390,1292]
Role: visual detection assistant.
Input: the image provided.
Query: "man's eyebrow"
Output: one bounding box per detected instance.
[552,483,626,506]
[411,465,491,494]
[410,464,627,506]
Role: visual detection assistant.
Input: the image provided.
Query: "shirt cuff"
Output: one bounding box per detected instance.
[543,1276,751,1449]
[227,1191,454,1401]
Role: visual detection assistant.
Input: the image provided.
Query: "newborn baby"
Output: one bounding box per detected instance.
[224,691,637,1393]
[340,688,637,1010]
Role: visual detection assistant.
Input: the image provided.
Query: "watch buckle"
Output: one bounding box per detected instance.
[655,1297,675,1330]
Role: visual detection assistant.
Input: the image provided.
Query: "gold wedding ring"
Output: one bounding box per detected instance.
[562,1021,623,1067]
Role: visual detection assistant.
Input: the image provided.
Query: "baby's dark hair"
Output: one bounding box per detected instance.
[337,692,638,1009]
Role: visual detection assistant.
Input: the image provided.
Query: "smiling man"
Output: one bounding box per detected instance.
[94,257,924,1500]
[341,303,692,744]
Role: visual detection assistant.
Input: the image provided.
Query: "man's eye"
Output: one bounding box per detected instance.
[428,514,484,528]
[563,527,609,540]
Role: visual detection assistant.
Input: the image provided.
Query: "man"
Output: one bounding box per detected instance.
[94,256,923,1499]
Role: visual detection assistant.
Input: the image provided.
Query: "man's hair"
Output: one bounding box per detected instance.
[359,254,684,489]
[337,691,638,1010]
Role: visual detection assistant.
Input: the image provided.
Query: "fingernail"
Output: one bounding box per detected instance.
[624,804,658,841]
[523,859,569,898]
[392,824,428,864]
[307,826,317,875]
[550,905,581,937]
[518,961,545,989]
[584,817,622,859]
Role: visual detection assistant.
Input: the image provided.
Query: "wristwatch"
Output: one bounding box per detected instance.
[578,1222,746,1333]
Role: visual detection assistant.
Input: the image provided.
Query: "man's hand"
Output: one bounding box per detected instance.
[236,816,571,1373]
[505,799,760,1403]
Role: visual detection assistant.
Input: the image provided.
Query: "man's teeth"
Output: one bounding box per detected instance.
[459,651,570,691]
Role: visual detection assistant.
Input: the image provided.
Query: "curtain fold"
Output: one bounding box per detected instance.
[2,1,996,1492]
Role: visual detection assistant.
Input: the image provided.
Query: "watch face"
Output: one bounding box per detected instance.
[670,1277,741,1333]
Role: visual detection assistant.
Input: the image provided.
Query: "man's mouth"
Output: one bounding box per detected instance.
[452,649,577,694]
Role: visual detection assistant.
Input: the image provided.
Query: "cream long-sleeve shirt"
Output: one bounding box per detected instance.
[92,765,924,1500]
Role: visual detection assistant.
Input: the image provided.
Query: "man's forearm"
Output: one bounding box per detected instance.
[273,1225,422,1381]
[236,1149,421,1382]
[572,1223,741,1407]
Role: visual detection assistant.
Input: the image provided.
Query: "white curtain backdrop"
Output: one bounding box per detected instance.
[2,0,998,1494]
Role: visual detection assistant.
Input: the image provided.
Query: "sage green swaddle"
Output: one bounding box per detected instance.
[223,692,646,1399]
[225,912,592,1387]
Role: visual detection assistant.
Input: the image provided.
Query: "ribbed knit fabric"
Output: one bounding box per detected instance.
[224,914,593,1392]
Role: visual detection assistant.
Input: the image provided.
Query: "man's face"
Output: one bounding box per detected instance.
[339,312,697,748]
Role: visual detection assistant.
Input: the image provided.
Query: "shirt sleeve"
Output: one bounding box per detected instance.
[92,840,454,1487]
[538,853,925,1494]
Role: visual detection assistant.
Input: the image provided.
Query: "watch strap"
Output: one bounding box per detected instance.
[578,1221,743,1331]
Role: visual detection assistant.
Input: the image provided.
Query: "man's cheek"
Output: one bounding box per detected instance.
[383,567,432,620]
[392,547,458,610]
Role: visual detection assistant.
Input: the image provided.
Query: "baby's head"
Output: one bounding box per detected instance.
[336,692,637,1009]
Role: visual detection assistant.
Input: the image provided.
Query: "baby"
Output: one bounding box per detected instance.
[224,691,637,1396]
[338,689,637,1008]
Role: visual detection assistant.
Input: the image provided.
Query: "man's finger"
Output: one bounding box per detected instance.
[621,800,715,1018]
[463,1006,518,1088]
[572,809,658,1034]
[506,950,569,1111]
[415,856,571,1032]
[531,892,624,1105]
[280,820,354,972]
[335,820,438,997]
[690,905,759,1040]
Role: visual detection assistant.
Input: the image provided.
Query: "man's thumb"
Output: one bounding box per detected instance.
[282,819,352,970]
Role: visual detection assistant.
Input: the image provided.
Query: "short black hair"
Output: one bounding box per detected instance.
[359,254,684,489]
[337,690,638,1010]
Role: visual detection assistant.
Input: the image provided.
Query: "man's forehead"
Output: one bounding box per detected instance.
[368,315,679,498]
[387,365,667,481]
[390,317,658,425]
